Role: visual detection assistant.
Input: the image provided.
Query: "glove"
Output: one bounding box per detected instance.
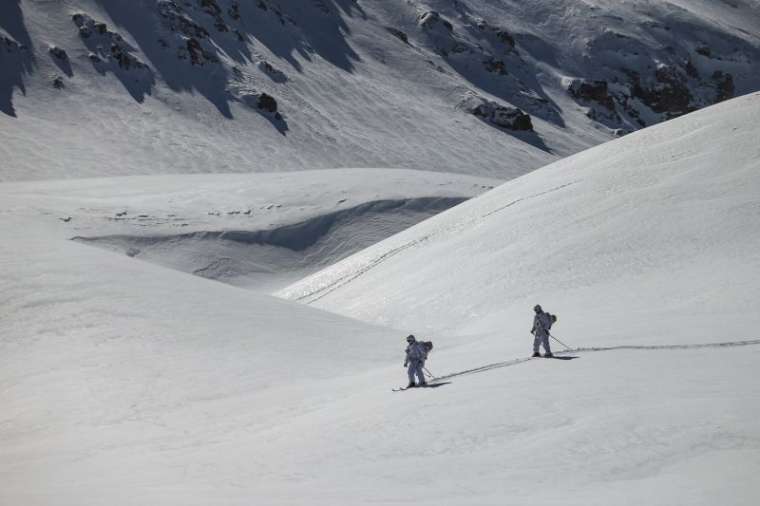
[403,362,408,367]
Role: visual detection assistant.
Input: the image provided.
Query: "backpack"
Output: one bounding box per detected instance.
[421,341,433,359]
[549,314,557,328]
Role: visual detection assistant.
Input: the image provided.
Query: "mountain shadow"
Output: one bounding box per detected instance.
[0,0,34,117]
[91,0,362,119]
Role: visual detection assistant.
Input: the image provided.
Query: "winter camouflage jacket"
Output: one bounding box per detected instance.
[405,341,427,364]
[532,311,553,336]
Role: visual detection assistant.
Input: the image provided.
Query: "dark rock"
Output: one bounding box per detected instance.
[228,1,241,20]
[490,106,533,130]
[463,95,533,131]
[483,57,507,75]
[385,27,409,44]
[712,71,734,102]
[257,93,278,113]
[685,58,699,79]
[631,65,694,117]
[418,11,452,32]
[257,60,287,82]
[49,46,68,61]
[186,37,211,65]
[53,76,65,89]
[157,1,209,39]
[200,0,222,16]
[496,30,515,48]
[568,79,615,110]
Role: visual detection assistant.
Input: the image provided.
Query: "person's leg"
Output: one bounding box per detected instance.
[533,334,541,354]
[407,363,416,386]
[541,333,552,355]
[415,361,427,386]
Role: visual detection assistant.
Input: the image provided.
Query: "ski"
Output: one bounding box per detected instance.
[392,381,450,392]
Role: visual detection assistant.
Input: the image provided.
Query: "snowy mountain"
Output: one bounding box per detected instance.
[281,91,760,346]
[2,2,760,504]
[3,91,759,506]
[2,0,759,180]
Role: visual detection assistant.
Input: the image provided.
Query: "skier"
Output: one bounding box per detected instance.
[531,304,554,358]
[403,334,428,388]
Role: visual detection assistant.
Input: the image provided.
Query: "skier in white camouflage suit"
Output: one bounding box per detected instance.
[531,304,554,358]
[404,334,428,388]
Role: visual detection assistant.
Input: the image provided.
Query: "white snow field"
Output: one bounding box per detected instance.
[2,94,760,505]
[282,91,760,345]
[0,169,496,291]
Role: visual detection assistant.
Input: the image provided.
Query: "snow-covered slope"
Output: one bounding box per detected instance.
[2,0,759,180]
[1,168,496,290]
[3,98,760,506]
[281,92,760,347]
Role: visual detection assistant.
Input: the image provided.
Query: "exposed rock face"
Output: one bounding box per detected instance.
[712,71,734,102]
[634,64,694,116]
[385,27,409,44]
[418,11,453,32]
[72,13,148,71]
[48,46,68,61]
[257,93,278,113]
[568,79,615,110]
[157,0,219,65]
[474,20,516,51]
[257,60,287,82]
[462,95,533,131]
[483,57,507,75]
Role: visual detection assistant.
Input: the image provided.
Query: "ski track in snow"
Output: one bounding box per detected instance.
[430,338,760,383]
[293,181,579,303]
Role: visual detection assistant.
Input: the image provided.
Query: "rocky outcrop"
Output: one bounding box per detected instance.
[257,93,278,114]
[568,79,615,110]
[461,95,533,131]
[474,20,516,52]
[48,46,68,61]
[712,71,734,102]
[418,11,453,32]
[157,0,219,65]
[72,13,148,71]
[483,57,507,75]
[257,60,287,82]
[385,27,409,45]
[634,64,694,117]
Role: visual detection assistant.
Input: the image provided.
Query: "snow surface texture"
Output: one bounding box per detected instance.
[2,0,760,180]
[2,169,496,291]
[2,94,760,505]
[282,92,760,348]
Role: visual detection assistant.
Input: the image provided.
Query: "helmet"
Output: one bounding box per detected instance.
[406,334,416,342]
[534,304,542,312]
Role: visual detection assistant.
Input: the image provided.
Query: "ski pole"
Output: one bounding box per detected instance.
[423,366,437,379]
[548,332,572,351]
